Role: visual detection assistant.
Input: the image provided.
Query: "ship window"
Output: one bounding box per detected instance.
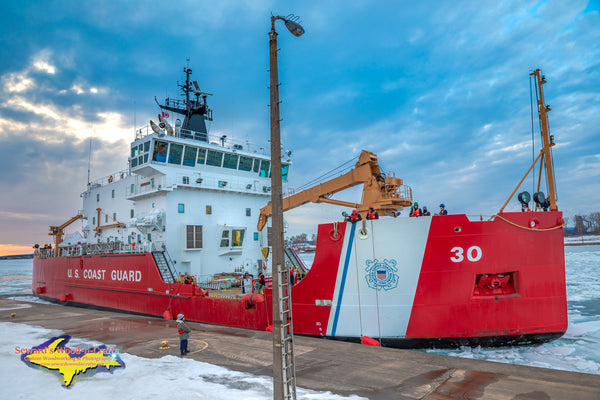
[259,160,270,177]
[112,189,115,198]
[153,141,168,162]
[183,176,189,184]
[131,146,137,158]
[246,208,251,216]
[206,205,212,215]
[206,150,223,167]
[113,213,116,220]
[138,144,143,152]
[151,178,155,188]
[282,164,289,181]
[130,184,135,193]
[97,193,100,202]
[183,146,197,167]
[147,233,151,241]
[223,153,239,169]
[220,230,230,247]
[253,159,260,173]
[144,141,150,152]
[178,203,185,213]
[93,217,96,225]
[186,225,203,249]
[138,155,144,165]
[105,215,108,223]
[239,156,253,171]
[144,154,149,163]
[131,157,138,167]
[220,228,245,248]
[254,232,259,241]
[197,148,206,164]
[130,209,134,218]
[168,143,183,165]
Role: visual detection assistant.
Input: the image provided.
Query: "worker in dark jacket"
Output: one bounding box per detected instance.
[366,206,379,220]
[176,313,190,356]
[438,203,448,215]
[410,202,422,217]
[422,206,431,216]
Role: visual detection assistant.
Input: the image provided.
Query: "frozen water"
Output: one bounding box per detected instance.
[1,322,366,399]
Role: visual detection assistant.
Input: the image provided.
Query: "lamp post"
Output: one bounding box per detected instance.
[269,14,304,400]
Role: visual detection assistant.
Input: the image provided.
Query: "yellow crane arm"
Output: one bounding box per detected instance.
[48,214,83,256]
[257,150,412,231]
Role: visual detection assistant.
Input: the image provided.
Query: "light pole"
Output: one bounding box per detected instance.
[269,14,304,400]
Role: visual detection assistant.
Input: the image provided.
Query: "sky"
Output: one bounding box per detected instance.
[0,0,599,255]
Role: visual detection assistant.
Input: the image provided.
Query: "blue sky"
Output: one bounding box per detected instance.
[0,0,598,254]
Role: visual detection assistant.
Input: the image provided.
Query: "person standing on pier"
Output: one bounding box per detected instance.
[176,314,190,356]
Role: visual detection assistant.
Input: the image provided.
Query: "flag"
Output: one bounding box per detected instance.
[162,111,169,118]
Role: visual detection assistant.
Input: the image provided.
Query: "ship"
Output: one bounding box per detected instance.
[32,67,567,348]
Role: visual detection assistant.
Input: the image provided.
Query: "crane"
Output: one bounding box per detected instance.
[49,214,83,256]
[94,208,125,234]
[257,150,413,231]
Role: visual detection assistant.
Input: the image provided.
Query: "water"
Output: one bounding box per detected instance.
[2,246,600,375]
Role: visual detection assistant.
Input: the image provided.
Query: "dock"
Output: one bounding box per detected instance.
[2,298,599,399]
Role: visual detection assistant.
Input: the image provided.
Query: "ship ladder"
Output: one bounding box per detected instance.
[152,251,176,283]
[275,263,297,400]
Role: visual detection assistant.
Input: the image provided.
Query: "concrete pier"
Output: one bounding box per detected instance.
[2,298,599,399]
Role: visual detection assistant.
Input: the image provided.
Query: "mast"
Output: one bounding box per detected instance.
[530,69,558,211]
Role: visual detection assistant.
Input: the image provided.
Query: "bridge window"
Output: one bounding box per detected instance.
[197,148,206,164]
[183,146,197,167]
[282,164,289,181]
[153,141,168,163]
[259,160,270,177]
[206,150,223,167]
[239,156,253,172]
[253,159,260,173]
[223,153,239,169]
[168,144,183,165]
[220,228,245,248]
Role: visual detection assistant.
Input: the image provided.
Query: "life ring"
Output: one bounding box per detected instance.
[108,175,114,183]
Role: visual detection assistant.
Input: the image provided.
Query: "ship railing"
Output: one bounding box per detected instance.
[86,169,132,189]
[134,124,269,156]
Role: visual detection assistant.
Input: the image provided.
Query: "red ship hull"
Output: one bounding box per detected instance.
[33,211,567,348]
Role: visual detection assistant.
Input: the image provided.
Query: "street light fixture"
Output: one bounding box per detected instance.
[269,13,304,400]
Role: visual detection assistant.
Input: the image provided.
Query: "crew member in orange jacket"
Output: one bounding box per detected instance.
[366,206,379,220]
[410,202,422,217]
[347,209,362,222]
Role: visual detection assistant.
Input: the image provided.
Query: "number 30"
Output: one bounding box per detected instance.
[450,246,482,262]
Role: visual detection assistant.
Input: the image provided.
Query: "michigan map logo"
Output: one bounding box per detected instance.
[18,335,125,387]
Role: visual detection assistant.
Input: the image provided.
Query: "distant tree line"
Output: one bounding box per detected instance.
[566,213,600,235]
[285,233,316,245]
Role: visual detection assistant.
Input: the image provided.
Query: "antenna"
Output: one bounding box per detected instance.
[87,129,94,186]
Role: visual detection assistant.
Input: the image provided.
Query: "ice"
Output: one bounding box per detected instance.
[1,322,366,399]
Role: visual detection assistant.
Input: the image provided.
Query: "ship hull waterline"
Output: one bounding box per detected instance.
[32,211,568,349]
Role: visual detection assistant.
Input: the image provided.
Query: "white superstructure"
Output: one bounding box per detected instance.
[80,68,290,281]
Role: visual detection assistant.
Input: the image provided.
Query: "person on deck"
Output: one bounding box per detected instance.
[347,209,362,222]
[422,206,431,216]
[366,206,379,220]
[242,272,253,294]
[410,202,422,217]
[438,204,448,215]
[176,314,190,356]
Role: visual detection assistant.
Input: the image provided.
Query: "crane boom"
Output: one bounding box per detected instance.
[49,214,83,256]
[257,150,412,231]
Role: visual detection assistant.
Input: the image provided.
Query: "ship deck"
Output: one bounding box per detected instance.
[2,298,599,399]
